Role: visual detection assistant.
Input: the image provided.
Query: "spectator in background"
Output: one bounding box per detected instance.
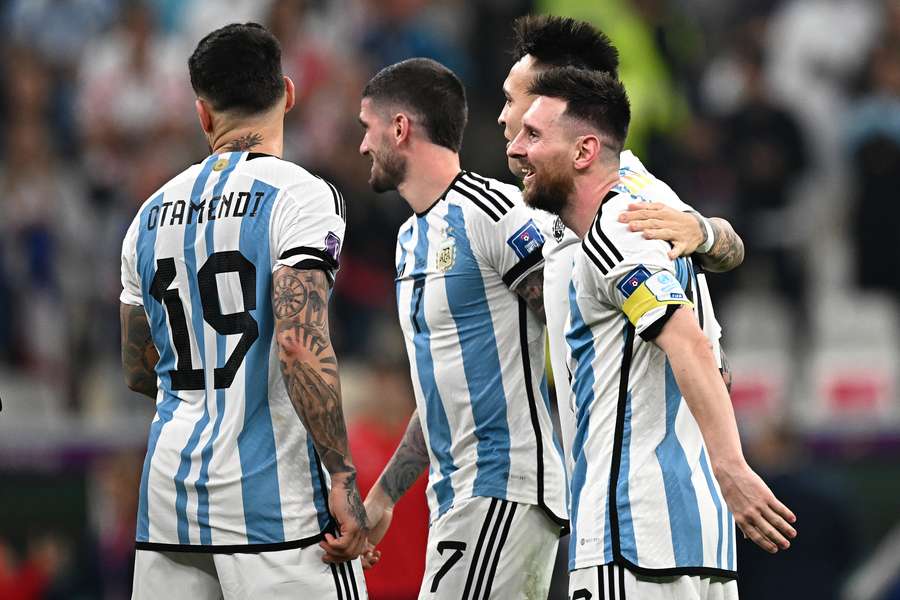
[720,39,810,338]
[847,38,900,302]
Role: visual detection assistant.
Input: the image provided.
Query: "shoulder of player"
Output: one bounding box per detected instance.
[255,159,346,221]
[580,191,641,274]
[447,170,521,224]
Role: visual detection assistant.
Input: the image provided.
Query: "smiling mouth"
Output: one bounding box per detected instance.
[522,165,535,183]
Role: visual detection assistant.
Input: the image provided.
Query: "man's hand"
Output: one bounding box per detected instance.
[714,459,797,553]
[320,472,370,563]
[354,488,395,570]
[619,202,704,260]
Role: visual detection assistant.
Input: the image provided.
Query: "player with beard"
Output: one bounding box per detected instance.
[498,15,745,475]
[508,66,796,600]
[341,58,567,598]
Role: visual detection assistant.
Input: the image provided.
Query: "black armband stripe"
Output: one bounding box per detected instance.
[502,250,543,288]
[280,246,339,269]
[462,172,515,209]
[452,184,502,222]
[638,304,681,341]
[456,176,508,216]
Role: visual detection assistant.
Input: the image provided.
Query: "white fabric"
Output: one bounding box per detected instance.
[132,546,367,600]
[418,495,558,600]
[569,564,739,600]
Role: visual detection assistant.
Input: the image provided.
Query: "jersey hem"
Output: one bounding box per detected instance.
[436,490,567,532]
[135,531,325,554]
[570,558,737,580]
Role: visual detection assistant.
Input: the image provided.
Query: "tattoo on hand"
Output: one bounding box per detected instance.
[341,471,370,529]
[274,268,354,476]
[381,412,429,504]
[514,269,546,324]
[224,132,263,152]
[121,304,158,398]
[700,218,745,273]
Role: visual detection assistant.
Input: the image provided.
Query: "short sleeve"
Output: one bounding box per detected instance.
[582,196,693,341]
[271,177,346,283]
[469,200,546,289]
[120,215,143,306]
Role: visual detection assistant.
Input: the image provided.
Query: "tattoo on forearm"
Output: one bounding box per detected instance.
[274,268,354,476]
[699,218,745,273]
[120,304,159,398]
[224,132,263,152]
[380,412,430,504]
[341,471,369,529]
[514,269,546,324]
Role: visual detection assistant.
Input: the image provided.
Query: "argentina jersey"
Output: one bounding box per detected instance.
[394,170,567,526]
[565,174,736,577]
[120,152,345,551]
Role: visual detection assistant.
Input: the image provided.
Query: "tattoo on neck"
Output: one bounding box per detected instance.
[225,132,263,151]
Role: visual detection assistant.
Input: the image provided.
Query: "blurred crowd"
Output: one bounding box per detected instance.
[1,0,899,598]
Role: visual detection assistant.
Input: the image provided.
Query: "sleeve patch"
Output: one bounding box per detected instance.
[506,219,545,259]
[645,271,686,302]
[617,266,652,298]
[324,231,342,262]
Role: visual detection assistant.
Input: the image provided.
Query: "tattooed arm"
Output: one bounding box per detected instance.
[120,303,159,398]
[696,217,745,273]
[363,411,429,550]
[619,204,745,272]
[514,268,547,324]
[272,266,368,561]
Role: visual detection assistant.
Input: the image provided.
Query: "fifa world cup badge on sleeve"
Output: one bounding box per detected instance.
[507,219,545,259]
[617,266,652,298]
[325,231,341,262]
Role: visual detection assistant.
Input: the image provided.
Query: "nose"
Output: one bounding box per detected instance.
[507,130,526,159]
[497,104,506,128]
[359,137,368,157]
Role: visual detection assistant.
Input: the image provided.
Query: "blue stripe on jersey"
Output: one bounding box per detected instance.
[408,218,456,515]
[699,448,724,569]
[726,509,735,570]
[566,282,604,569]
[656,360,704,565]
[396,224,413,279]
[238,179,286,543]
[444,204,510,499]
[675,257,690,289]
[195,152,243,544]
[136,192,175,542]
[306,437,330,530]
[174,155,217,544]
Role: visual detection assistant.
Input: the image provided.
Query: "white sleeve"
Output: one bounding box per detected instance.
[469,201,546,289]
[582,196,693,340]
[119,215,143,306]
[271,177,346,283]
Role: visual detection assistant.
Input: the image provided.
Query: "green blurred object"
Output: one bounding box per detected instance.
[536,0,688,156]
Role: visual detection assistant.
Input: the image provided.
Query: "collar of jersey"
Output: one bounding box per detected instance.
[415,171,464,217]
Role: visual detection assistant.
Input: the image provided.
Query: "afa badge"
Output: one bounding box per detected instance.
[436,237,456,272]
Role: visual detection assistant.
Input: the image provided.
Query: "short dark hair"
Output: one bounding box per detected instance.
[511,15,619,77]
[188,23,285,115]
[362,58,467,153]
[529,66,630,152]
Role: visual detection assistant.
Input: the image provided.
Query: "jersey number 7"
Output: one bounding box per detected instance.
[150,251,258,390]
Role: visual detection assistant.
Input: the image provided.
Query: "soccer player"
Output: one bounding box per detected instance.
[119,23,368,599]
[347,58,567,598]
[498,14,745,473]
[507,66,797,599]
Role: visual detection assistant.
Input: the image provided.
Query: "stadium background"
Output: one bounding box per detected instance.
[0,0,898,598]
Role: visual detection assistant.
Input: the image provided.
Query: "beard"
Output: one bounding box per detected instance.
[369,144,407,193]
[522,166,574,216]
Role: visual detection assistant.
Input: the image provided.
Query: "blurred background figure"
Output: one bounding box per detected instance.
[0,0,897,599]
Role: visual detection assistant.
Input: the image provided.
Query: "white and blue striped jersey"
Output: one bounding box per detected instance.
[543,153,723,479]
[565,171,736,577]
[394,171,567,526]
[120,151,345,551]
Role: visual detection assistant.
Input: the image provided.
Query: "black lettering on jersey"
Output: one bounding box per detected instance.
[233,191,251,217]
[207,195,219,221]
[218,192,233,219]
[170,200,186,226]
[160,201,173,225]
[250,191,264,217]
[188,199,206,224]
[147,205,160,230]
